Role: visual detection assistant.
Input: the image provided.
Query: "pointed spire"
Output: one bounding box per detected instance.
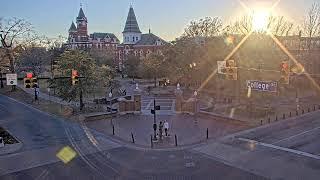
[77,7,86,20]
[123,6,141,33]
[69,21,77,32]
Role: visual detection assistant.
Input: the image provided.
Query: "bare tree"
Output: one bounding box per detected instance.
[183,17,223,38]
[0,17,33,73]
[233,15,253,35]
[304,2,320,38]
[268,16,294,36]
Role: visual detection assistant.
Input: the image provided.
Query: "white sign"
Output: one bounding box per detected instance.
[0,137,4,148]
[217,61,226,74]
[6,74,17,86]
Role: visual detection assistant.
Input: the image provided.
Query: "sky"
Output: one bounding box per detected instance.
[0,0,316,41]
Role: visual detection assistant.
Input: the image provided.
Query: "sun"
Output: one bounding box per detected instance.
[252,9,270,31]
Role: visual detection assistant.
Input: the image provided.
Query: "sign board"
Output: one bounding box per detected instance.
[217,61,226,74]
[246,80,277,92]
[0,137,4,148]
[6,74,17,86]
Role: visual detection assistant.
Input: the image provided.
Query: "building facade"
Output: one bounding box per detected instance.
[65,6,167,70]
[116,6,167,69]
[66,7,120,50]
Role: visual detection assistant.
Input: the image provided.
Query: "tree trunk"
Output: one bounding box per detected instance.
[5,48,16,91]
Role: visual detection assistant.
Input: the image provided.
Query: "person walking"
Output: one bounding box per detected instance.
[159,121,163,140]
[164,120,169,137]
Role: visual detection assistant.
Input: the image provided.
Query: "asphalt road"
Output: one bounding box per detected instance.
[0,94,266,180]
[1,147,267,180]
[237,111,320,156]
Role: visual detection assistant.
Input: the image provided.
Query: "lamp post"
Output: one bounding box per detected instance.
[0,69,3,88]
[109,91,113,125]
[0,31,4,89]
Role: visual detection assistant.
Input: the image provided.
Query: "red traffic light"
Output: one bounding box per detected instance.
[72,70,78,77]
[26,73,33,78]
[281,62,289,70]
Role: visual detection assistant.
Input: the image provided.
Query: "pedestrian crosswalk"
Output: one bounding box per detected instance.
[141,97,175,115]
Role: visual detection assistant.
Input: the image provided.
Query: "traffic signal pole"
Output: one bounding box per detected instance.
[153,98,157,140]
[34,87,38,101]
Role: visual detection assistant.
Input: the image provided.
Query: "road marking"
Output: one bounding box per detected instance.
[272,126,320,145]
[145,100,153,110]
[238,137,320,160]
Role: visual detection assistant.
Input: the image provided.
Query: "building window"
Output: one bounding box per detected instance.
[133,37,135,42]
[136,37,139,41]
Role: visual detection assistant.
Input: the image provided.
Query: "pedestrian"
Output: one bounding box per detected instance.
[159,121,163,140]
[164,120,169,137]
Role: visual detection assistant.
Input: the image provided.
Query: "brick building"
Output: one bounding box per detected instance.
[65,6,167,70]
[116,6,167,70]
[66,7,120,50]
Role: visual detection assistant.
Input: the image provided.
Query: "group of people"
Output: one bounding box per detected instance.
[157,120,170,140]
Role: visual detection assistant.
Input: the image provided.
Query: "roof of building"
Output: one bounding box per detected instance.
[69,22,77,32]
[123,6,141,33]
[135,33,167,46]
[90,32,119,42]
[77,7,86,20]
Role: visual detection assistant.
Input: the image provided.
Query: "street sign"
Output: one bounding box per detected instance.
[6,73,17,86]
[246,80,277,92]
[217,61,226,74]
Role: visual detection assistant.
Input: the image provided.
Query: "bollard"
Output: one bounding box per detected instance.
[175,134,178,146]
[308,108,310,113]
[289,112,292,117]
[112,125,115,135]
[206,128,209,139]
[150,135,153,148]
[296,110,299,116]
[283,113,285,120]
[268,117,271,123]
[131,133,135,143]
[260,120,263,125]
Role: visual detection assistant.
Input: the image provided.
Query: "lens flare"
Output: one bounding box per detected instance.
[252,9,270,31]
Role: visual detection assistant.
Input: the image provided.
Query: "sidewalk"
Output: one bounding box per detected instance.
[85,114,249,149]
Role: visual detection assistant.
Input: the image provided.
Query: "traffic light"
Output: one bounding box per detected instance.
[280,61,290,84]
[24,78,32,88]
[24,73,33,88]
[31,78,38,88]
[71,70,79,85]
[225,60,237,80]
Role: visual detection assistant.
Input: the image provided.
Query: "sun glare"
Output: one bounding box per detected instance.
[252,10,270,31]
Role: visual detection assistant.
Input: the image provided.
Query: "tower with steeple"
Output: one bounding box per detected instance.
[123,6,141,44]
[76,7,88,37]
[68,21,77,42]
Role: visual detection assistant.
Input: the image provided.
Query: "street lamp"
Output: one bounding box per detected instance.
[194,90,198,123]
[109,91,113,125]
[108,92,113,112]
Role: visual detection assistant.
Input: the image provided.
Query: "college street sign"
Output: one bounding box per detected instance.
[246,80,277,92]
